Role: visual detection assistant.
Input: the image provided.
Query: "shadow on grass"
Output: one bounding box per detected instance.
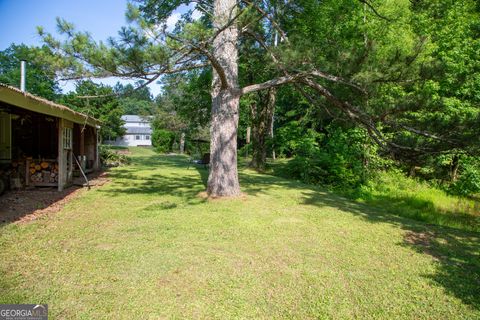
[240,171,480,310]
[98,154,209,206]
[9,151,477,310]
[108,152,480,310]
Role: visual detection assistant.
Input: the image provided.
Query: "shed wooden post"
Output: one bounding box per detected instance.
[80,127,85,156]
[57,118,65,191]
[95,127,101,170]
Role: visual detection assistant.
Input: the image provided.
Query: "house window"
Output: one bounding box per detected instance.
[135,135,141,140]
[145,135,150,140]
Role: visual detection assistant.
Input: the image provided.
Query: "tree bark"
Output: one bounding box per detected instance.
[207,0,241,197]
[250,101,265,170]
[250,88,276,171]
[267,87,276,161]
[179,132,185,154]
[451,154,459,182]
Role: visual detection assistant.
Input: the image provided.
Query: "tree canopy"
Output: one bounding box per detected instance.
[0,44,61,100]
[33,0,480,197]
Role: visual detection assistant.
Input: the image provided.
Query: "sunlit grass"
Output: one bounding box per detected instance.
[353,171,480,231]
[269,158,480,232]
[0,148,479,319]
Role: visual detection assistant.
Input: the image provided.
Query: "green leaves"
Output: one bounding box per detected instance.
[0,44,60,100]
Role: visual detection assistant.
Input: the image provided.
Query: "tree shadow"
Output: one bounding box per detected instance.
[98,155,209,206]
[240,171,480,310]
[191,164,209,188]
[98,171,207,205]
[73,153,480,309]
[4,151,478,310]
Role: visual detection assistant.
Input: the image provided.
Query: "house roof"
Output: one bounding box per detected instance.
[121,115,153,123]
[0,83,101,127]
[126,127,152,134]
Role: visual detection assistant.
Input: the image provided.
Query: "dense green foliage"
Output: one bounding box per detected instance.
[99,145,130,167]
[250,0,479,196]
[60,80,126,141]
[151,71,211,153]
[0,44,60,100]
[151,128,175,153]
[277,127,376,188]
[114,82,157,115]
[2,0,476,197]
[31,0,479,197]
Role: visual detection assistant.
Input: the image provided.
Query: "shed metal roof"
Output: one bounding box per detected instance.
[121,115,153,123]
[126,127,152,134]
[0,83,101,127]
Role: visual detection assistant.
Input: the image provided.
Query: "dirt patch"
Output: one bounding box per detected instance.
[404,230,435,247]
[404,230,441,261]
[0,172,109,224]
[197,191,248,201]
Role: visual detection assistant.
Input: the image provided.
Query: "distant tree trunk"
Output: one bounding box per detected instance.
[268,88,276,161]
[207,0,241,197]
[451,154,460,182]
[409,164,416,177]
[250,101,266,170]
[250,88,276,171]
[179,132,185,154]
[245,126,251,158]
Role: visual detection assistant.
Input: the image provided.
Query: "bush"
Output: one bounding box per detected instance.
[99,145,130,167]
[450,161,480,196]
[152,129,175,153]
[281,127,384,188]
[348,170,480,232]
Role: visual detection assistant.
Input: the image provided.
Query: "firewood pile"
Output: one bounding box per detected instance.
[28,160,58,184]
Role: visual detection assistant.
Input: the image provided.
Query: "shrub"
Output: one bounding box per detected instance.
[99,145,130,167]
[282,127,384,188]
[152,129,175,153]
[450,161,480,196]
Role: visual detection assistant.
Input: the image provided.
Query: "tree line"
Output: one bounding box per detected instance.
[1,0,478,197]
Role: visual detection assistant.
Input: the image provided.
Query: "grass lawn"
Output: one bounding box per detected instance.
[1,147,479,319]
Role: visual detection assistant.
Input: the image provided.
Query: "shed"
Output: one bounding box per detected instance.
[0,83,101,191]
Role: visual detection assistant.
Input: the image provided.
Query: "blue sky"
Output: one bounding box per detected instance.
[0,0,187,96]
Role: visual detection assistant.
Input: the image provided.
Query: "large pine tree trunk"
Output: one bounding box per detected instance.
[207,0,241,197]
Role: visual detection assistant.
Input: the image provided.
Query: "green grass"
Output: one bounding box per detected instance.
[351,171,480,232]
[101,145,130,150]
[269,158,480,233]
[1,147,479,319]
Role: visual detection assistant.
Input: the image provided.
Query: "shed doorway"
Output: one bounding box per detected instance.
[0,112,11,164]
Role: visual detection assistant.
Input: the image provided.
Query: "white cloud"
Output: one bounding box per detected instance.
[165,12,181,32]
[191,9,202,21]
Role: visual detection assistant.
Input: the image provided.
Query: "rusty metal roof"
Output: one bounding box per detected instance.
[0,83,101,127]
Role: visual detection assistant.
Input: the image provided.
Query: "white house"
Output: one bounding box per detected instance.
[107,115,153,147]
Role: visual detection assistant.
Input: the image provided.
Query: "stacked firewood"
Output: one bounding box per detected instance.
[29,161,59,184]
